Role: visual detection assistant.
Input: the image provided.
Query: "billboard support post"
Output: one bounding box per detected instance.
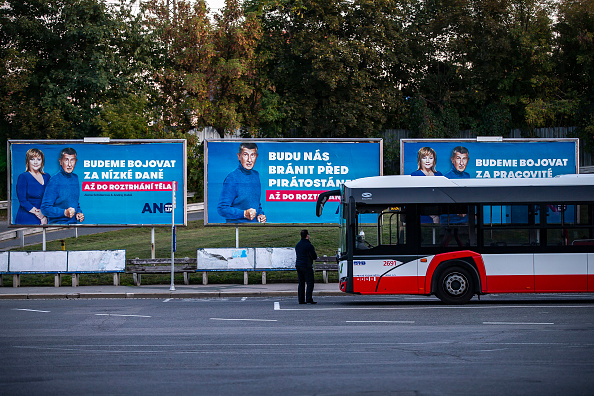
[151,228,155,259]
[236,227,239,248]
[170,181,176,292]
[42,229,46,251]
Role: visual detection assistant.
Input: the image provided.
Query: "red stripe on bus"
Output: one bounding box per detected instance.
[484,275,535,293]
[534,274,588,292]
[353,276,419,294]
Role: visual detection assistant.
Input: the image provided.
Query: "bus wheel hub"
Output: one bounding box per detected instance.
[445,273,467,296]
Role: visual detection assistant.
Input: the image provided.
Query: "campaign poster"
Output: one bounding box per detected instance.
[400,138,578,179]
[205,139,382,225]
[8,140,186,227]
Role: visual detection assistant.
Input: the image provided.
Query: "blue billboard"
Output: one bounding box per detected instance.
[8,140,186,226]
[205,139,382,224]
[401,139,578,179]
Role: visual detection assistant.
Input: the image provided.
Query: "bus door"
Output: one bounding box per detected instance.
[352,206,419,294]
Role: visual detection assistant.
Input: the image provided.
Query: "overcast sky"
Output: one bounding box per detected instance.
[207,0,225,12]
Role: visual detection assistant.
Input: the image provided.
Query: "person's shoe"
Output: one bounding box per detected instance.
[307,300,317,304]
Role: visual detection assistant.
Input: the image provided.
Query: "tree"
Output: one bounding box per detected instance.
[258,0,410,138]
[0,0,154,139]
[144,0,214,133]
[210,0,263,136]
[144,0,262,137]
[555,0,594,147]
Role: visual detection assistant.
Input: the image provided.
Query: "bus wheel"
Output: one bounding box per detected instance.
[436,266,474,304]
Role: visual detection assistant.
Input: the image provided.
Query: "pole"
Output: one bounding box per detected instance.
[151,227,155,259]
[170,181,176,291]
[236,227,239,248]
[42,229,46,251]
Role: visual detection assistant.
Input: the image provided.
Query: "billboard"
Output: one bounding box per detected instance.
[205,139,382,225]
[400,138,578,178]
[8,139,186,227]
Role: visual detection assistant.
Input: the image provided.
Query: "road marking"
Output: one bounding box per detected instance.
[163,299,172,303]
[13,308,50,313]
[95,314,151,318]
[241,297,248,301]
[346,320,415,324]
[483,322,554,325]
[273,302,593,311]
[210,318,277,322]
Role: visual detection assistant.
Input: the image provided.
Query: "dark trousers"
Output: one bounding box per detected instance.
[296,265,315,303]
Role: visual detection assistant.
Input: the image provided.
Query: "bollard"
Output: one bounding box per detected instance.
[61,239,65,251]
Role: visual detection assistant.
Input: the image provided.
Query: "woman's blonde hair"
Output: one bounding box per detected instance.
[416,147,437,172]
[25,148,45,173]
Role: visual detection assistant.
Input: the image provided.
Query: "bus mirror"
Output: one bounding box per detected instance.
[316,190,341,217]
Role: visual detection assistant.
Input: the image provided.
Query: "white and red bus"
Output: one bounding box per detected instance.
[316,175,594,303]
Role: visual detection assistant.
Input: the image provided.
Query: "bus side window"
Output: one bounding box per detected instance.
[420,205,476,248]
[380,210,406,246]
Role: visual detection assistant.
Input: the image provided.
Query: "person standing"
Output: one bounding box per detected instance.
[41,147,84,225]
[15,148,50,225]
[295,229,318,304]
[217,142,266,223]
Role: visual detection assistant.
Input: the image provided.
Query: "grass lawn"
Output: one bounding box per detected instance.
[2,221,341,287]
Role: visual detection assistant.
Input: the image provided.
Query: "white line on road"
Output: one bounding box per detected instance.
[163,299,172,303]
[273,302,593,311]
[13,308,50,313]
[210,318,277,322]
[95,314,152,318]
[483,322,554,325]
[241,297,248,301]
[346,320,415,324]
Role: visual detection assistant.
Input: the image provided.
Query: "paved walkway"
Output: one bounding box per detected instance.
[0,282,342,299]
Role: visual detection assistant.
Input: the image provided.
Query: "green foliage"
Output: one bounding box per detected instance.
[258,0,408,137]
[1,0,594,174]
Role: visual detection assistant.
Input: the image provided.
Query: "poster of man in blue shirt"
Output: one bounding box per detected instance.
[444,146,470,179]
[217,142,266,223]
[41,147,84,225]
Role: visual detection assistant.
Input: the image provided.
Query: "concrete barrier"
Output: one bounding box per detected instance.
[1,250,125,287]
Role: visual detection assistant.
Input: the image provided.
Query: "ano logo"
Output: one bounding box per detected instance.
[142,202,173,213]
[354,260,366,266]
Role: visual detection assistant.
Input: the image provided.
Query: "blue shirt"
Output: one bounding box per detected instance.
[41,169,82,224]
[444,168,470,179]
[15,172,51,225]
[411,170,443,176]
[217,163,264,223]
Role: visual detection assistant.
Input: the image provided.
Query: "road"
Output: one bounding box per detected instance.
[2,294,594,395]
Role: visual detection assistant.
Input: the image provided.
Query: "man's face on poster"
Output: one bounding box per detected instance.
[451,151,469,173]
[59,154,77,174]
[238,148,258,171]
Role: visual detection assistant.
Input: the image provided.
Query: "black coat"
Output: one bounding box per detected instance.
[295,238,317,268]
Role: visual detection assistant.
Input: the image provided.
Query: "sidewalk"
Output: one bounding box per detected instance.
[0,282,343,299]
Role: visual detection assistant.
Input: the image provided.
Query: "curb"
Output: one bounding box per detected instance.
[0,291,345,299]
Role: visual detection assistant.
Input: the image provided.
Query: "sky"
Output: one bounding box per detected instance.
[207,0,226,13]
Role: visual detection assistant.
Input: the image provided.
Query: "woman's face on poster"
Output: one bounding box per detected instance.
[29,155,43,172]
[421,154,434,170]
